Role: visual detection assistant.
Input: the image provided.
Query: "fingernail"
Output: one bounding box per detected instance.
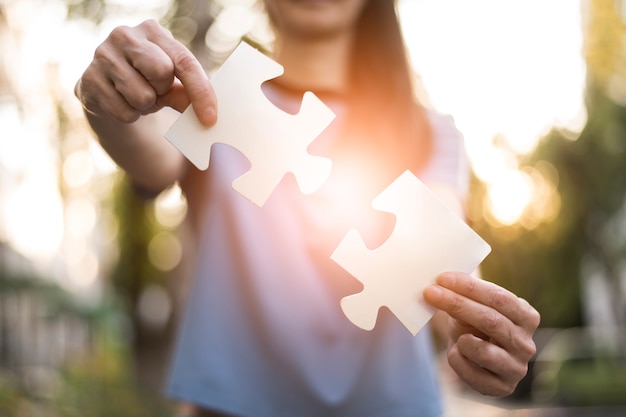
[202,106,217,126]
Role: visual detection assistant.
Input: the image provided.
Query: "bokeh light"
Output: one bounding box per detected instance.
[0,0,173,297]
[148,231,183,271]
[486,169,534,226]
[0,0,585,286]
[154,185,188,229]
[3,179,65,260]
[399,0,584,226]
[137,283,173,330]
[63,150,95,189]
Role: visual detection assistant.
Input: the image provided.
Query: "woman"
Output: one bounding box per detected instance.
[75,1,540,416]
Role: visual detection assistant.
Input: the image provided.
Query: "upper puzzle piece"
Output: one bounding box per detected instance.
[331,170,491,335]
[164,42,335,206]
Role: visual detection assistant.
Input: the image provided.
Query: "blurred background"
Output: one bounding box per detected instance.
[0,0,625,416]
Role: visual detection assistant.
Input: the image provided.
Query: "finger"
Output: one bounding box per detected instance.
[156,80,191,113]
[456,333,528,382]
[140,20,217,126]
[78,68,141,123]
[106,24,176,111]
[108,61,159,112]
[448,317,488,342]
[423,284,523,353]
[98,81,143,123]
[447,341,518,397]
[125,40,175,96]
[92,31,160,114]
[435,272,540,332]
[517,296,541,331]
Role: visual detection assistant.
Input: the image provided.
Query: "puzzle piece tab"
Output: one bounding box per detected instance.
[331,170,491,335]
[164,42,335,206]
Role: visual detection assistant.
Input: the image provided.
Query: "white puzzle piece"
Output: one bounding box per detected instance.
[331,170,491,335]
[164,42,335,206]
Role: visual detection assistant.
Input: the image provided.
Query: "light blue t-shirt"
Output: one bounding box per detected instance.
[167,88,469,417]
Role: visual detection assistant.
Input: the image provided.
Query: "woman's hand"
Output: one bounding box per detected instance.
[423,272,540,397]
[75,19,217,126]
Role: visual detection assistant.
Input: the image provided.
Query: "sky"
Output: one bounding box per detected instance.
[399,0,586,157]
[398,0,585,225]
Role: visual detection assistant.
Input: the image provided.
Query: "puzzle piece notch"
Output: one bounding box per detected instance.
[331,170,491,335]
[164,42,335,206]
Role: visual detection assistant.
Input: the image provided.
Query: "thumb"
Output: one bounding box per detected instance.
[156,81,217,126]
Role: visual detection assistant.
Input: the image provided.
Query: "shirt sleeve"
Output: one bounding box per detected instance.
[419,110,471,203]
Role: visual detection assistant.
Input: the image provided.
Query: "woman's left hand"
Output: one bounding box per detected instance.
[423,272,541,397]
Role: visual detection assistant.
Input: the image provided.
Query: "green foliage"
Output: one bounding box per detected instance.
[0,381,23,417]
[0,268,175,416]
[65,0,109,24]
[109,176,167,313]
[0,322,175,417]
[471,174,585,328]
[555,357,626,406]
[55,327,174,417]
[472,78,626,330]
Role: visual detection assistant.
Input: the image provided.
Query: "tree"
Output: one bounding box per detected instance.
[473,0,626,332]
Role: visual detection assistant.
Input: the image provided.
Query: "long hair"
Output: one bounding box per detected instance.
[343,0,432,181]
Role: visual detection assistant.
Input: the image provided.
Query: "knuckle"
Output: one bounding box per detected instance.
[489,287,510,311]
[93,41,125,73]
[507,362,529,393]
[173,51,200,75]
[140,19,163,33]
[77,70,96,95]
[497,383,517,398]
[109,24,151,52]
[115,107,141,123]
[517,335,537,359]
[448,295,466,315]
[462,335,490,364]
[466,275,478,294]
[150,58,174,81]
[476,341,493,364]
[518,360,530,380]
[133,89,157,110]
[482,310,502,333]
[511,356,528,377]
[93,42,113,63]
[526,305,541,330]
[108,25,133,44]
[487,375,520,398]
[503,358,529,390]
[145,62,175,95]
[76,74,105,113]
[446,343,461,366]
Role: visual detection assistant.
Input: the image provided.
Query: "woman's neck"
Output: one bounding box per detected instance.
[271,33,354,95]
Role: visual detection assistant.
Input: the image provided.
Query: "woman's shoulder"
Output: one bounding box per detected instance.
[420,107,470,196]
[425,108,463,142]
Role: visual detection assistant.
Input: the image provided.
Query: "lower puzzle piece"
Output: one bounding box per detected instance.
[331,170,491,335]
[164,42,335,206]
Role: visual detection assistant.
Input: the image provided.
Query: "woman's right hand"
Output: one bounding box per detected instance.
[75,19,217,127]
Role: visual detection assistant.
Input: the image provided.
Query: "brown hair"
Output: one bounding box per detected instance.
[343,0,432,181]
